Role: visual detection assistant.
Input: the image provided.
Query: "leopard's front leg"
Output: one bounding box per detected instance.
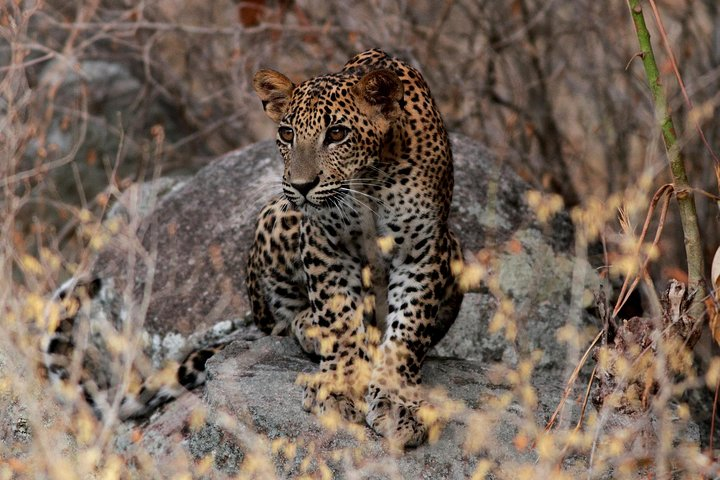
[296,218,372,424]
[366,229,463,448]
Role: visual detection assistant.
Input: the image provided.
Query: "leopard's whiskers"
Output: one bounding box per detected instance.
[327,195,347,224]
[340,187,389,211]
[339,188,380,217]
[334,194,360,224]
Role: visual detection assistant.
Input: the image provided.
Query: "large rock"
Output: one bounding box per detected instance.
[91,133,597,369]
[92,141,281,340]
[89,133,608,477]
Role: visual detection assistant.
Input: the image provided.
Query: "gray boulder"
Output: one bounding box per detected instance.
[92,133,607,477]
[91,133,597,369]
[92,141,281,341]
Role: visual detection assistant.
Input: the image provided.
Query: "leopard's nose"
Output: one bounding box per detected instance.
[291,176,320,198]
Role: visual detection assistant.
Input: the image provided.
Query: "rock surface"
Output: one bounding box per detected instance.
[121,335,553,479]
[121,333,702,479]
[118,332,704,479]
[434,137,598,368]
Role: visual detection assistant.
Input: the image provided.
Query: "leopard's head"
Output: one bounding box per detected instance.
[253,67,403,211]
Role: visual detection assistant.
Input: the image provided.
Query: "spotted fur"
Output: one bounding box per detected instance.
[43,277,224,420]
[247,49,464,447]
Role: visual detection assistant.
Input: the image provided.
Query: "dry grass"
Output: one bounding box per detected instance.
[2,0,720,478]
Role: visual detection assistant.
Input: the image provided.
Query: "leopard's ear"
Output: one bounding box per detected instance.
[352,69,403,125]
[253,69,295,123]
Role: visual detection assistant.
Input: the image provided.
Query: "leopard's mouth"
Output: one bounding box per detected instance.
[282,190,336,212]
[283,179,367,217]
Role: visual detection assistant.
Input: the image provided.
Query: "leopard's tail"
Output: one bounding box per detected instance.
[117,345,224,420]
[43,277,226,421]
[42,277,102,386]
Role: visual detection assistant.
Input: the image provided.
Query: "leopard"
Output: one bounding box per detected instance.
[247,48,464,448]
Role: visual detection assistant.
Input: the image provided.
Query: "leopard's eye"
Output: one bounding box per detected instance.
[278,126,294,144]
[325,125,349,144]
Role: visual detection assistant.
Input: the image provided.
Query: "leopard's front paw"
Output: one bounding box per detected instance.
[365,384,428,448]
[297,371,366,424]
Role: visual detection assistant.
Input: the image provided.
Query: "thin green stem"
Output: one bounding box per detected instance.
[627,0,705,320]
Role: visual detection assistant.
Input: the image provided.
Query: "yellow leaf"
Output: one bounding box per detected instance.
[284,442,297,460]
[271,438,285,454]
[362,266,372,288]
[520,385,537,408]
[526,190,542,208]
[49,459,76,480]
[470,459,492,480]
[458,263,485,292]
[451,259,464,277]
[78,208,93,223]
[535,433,555,460]
[518,360,533,381]
[428,422,442,443]
[556,324,577,344]
[505,319,517,341]
[77,410,98,445]
[515,465,535,480]
[105,332,128,354]
[300,454,311,472]
[39,248,61,271]
[189,407,206,430]
[319,464,333,480]
[196,456,213,475]
[79,447,101,473]
[24,293,45,327]
[89,231,109,250]
[376,235,395,254]
[417,405,438,424]
[21,255,43,275]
